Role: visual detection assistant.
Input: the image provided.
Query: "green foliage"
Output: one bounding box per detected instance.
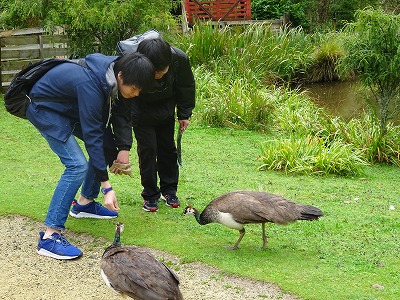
[251,0,313,29]
[305,33,345,82]
[176,23,314,85]
[339,8,400,134]
[56,0,178,55]
[0,0,178,55]
[251,0,396,32]
[0,0,57,29]
[328,113,400,165]
[268,87,330,135]
[193,66,274,130]
[259,135,368,176]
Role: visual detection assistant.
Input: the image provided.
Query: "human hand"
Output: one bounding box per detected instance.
[104,190,120,211]
[109,160,132,176]
[178,119,190,131]
[116,150,130,164]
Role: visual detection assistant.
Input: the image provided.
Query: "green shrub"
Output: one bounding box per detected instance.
[305,33,345,82]
[339,8,400,135]
[193,66,274,130]
[258,135,368,176]
[330,113,400,165]
[176,23,314,85]
[0,0,177,55]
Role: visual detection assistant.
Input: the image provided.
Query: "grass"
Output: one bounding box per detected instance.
[1,103,399,300]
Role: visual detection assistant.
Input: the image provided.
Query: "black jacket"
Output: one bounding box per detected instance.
[111,47,195,151]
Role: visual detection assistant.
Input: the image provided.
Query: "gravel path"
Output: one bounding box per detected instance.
[0,215,300,300]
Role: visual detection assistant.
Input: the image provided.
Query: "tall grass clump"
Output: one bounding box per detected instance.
[256,87,369,175]
[328,113,400,165]
[268,86,331,136]
[193,66,274,130]
[258,135,368,176]
[175,23,315,84]
[305,33,345,82]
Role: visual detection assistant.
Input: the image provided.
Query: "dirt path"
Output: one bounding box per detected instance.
[0,215,300,300]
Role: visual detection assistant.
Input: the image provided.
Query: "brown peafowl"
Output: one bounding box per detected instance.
[183,190,323,250]
[100,222,183,300]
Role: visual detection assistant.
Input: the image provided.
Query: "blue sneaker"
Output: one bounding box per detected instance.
[69,200,118,219]
[37,232,82,260]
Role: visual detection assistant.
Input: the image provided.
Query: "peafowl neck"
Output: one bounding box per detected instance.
[193,209,203,225]
[113,234,121,246]
[195,209,213,225]
[113,226,122,246]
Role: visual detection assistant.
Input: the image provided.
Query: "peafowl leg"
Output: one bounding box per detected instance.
[225,228,245,250]
[261,223,269,249]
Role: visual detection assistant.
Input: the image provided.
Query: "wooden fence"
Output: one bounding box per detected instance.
[0,27,70,93]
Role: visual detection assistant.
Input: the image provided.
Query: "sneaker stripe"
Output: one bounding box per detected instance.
[37,248,81,260]
[69,211,117,219]
[69,201,118,219]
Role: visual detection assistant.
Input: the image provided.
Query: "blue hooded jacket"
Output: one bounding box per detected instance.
[26,53,119,182]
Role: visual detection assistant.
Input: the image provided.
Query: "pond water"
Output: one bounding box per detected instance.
[300,81,370,120]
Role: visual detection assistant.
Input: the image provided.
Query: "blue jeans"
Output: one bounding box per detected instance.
[40,132,101,230]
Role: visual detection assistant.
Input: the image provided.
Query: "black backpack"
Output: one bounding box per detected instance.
[4,58,86,119]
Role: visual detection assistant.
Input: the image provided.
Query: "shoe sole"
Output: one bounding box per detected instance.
[165,202,180,208]
[142,207,158,212]
[37,248,82,260]
[69,211,117,219]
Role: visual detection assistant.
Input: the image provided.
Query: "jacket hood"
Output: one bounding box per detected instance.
[85,53,119,97]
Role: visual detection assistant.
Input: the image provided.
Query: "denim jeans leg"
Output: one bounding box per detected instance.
[80,159,101,199]
[41,132,88,230]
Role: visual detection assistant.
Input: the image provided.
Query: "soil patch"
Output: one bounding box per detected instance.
[0,215,300,300]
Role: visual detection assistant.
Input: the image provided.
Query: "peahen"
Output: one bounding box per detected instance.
[183,190,323,250]
[100,222,183,299]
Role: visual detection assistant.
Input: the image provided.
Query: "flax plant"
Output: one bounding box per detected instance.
[329,113,400,165]
[306,33,344,82]
[259,135,368,176]
[193,66,273,130]
[177,22,314,84]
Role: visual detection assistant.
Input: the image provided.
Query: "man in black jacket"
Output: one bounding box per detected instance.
[112,38,195,212]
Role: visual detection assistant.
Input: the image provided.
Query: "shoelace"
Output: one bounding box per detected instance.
[50,234,71,247]
[92,201,104,212]
[166,195,179,203]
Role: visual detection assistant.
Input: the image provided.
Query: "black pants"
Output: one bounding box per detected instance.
[133,119,179,202]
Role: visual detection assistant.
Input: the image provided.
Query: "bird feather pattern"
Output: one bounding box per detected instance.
[101,223,183,300]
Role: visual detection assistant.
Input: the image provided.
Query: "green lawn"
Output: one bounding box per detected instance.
[1,103,399,300]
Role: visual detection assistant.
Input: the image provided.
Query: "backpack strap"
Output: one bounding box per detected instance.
[31,59,90,103]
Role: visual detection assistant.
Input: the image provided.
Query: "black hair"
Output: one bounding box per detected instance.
[114,52,155,92]
[137,38,173,71]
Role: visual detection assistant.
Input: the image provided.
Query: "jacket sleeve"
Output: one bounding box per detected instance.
[76,82,109,182]
[173,48,196,120]
[111,95,133,151]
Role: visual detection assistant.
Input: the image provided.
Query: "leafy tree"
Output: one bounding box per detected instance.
[339,8,400,135]
[0,0,178,55]
[0,0,55,28]
[251,0,314,29]
[251,0,394,31]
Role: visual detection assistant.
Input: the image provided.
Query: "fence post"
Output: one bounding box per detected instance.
[38,34,44,59]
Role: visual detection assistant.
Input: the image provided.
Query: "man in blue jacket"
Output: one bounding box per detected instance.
[112,37,195,212]
[26,52,154,259]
